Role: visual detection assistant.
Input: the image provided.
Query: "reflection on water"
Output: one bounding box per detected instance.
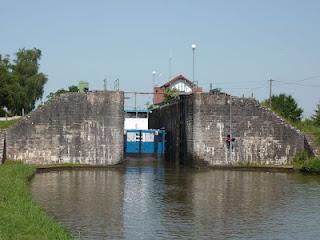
[31,158,320,240]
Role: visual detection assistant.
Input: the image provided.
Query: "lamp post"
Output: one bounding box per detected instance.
[103,78,107,91]
[228,97,232,162]
[191,44,196,83]
[191,43,197,86]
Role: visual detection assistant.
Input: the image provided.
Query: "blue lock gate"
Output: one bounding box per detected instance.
[124,129,166,154]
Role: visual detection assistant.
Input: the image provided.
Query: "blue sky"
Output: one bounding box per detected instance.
[1,0,319,116]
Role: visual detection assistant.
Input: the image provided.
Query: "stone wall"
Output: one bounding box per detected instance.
[149,92,306,166]
[149,100,181,162]
[6,91,124,165]
[0,130,5,164]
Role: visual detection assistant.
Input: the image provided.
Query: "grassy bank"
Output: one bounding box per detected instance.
[0,119,20,129]
[291,121,320,174]
[0,161,71,240]
[293,152,320,174]
[294,120,320,146]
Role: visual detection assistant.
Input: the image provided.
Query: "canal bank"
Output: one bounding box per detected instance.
[0,161,71,240]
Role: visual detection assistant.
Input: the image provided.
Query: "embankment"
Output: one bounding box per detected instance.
[0,162,71,239]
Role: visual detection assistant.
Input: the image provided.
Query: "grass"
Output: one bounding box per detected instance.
[0,119,20,129]
[294,120,320,146]
[300,157,320,174]
[0,161,72,240]
[292,150,320,174]
[289,120,320,174]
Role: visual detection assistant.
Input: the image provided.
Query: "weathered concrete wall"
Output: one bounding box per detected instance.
[149,100,181,162]
[6,91,124,165]
[149,92,306,166]
[0,130,5,164]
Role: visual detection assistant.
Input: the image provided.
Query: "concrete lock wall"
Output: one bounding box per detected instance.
[6,91,124,165]
[149,92,306,166]
[0,130,5,164]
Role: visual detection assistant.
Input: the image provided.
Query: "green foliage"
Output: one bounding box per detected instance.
[294,120,320,147]
[0,162,71,239]
[209,88,222,93]
[300,157,320,174]
[292,150,311,168]
[0,48,47,116]
[261,94,303,122]
[68,85,79,92]
[47,85,79,101]
[311,103,320,127]
[164,88,179,103]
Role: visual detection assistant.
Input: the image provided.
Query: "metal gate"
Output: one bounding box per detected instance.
[125,129,165,154]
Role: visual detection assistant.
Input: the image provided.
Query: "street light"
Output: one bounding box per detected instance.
[191,43,197,87]
[227,97,232,162]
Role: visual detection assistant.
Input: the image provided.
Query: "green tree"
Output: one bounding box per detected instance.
[209,88,222,94]
[262,94,303,122]
[46,85,79,101]
[68,85,79,92]
[163,88,179,103]
[11,48,48,114]
[312,103,320,126]
[0,55,12,116]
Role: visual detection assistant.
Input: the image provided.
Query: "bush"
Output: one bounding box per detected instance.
[300,157,320,174]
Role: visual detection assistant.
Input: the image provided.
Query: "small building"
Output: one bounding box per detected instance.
[124,109,166,155]
[153,74,202,104]
[79,81,89,92]
[124,109,149,130]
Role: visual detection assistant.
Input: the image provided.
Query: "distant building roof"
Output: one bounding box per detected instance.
[160,74,196,88]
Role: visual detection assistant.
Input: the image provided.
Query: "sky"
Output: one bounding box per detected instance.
[1,0,319,116]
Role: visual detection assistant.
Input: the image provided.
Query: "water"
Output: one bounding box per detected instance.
[31,157,320,240]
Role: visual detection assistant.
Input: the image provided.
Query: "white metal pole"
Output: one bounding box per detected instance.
[229,97,232,162]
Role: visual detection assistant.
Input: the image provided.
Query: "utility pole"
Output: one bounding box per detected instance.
[229,97,232,163]
[114,79,119,91]
[268,79,274,107]
[103,78,107,91]
[134,92,137,118]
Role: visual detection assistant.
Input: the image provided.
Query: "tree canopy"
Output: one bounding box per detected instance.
[262,94,303,122]
[46,85,79,102]
[163,88,179,103]
[0,48,47,116]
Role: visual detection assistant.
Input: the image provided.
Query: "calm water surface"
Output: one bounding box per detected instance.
[31,158,320,239]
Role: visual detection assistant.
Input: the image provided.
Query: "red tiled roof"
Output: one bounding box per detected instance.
[160,74,196,88]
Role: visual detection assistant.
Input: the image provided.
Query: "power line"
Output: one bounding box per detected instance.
[274,80,320,88]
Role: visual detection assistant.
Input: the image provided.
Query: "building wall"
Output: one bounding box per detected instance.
[6,91,124,165]
[149,100,181,162]
[153,87,165,104]
[149,92,306,166]
[124,118,148,130]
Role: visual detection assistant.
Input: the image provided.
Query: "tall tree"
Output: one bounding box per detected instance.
[11,48,48,114]
[262,94,303,122]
